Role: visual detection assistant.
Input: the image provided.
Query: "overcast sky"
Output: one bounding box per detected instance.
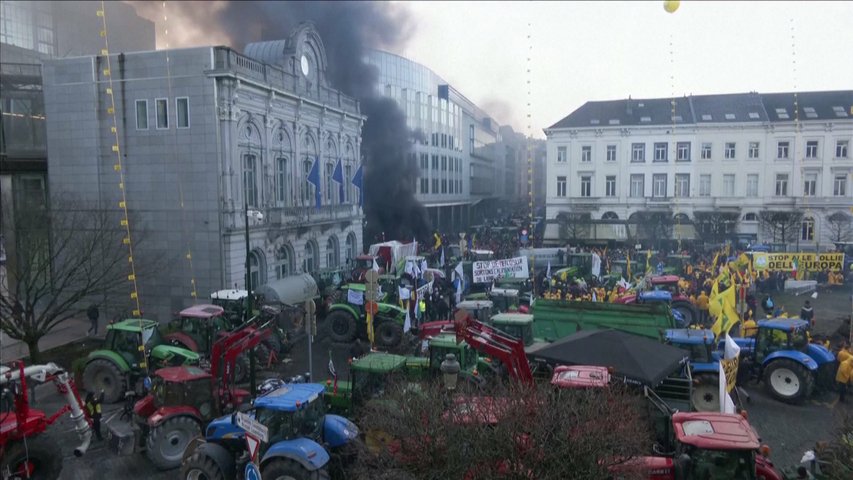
[392,1,853,137]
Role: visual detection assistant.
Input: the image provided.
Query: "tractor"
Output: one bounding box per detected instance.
[664,328,723,412]
[349,254,384,282]
[108,326,269,470]
[616,275,699,326]
[325,283,408,348]
[1,361,93,480]
[82,318,199,403]
[180,383,359,480]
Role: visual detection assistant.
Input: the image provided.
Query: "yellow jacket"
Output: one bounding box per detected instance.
[837,348,852,364]
[837,358,853,384]
[696,293,709,310]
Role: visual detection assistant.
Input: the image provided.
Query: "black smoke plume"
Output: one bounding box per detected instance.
[128,1,431,242]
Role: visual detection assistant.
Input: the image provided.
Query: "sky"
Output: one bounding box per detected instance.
[133,1,853,138]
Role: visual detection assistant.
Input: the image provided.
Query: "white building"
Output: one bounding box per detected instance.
[543,91,853,249]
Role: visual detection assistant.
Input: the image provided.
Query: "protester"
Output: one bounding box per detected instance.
[800,300,815,326]
[85,391,104,441]
[696,290,709,326]
[836,354,852,403]
[87,303,100,336]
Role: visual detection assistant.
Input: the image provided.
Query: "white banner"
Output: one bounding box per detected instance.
[416,281,433,298]
[473,256,529,284]
[347,289,364,305]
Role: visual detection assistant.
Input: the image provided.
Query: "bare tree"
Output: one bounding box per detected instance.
[630,211,673,250]
[0,196,141,362]
[693,211,740,243]
[825,211,853,243]
[558,212,591,243]
[758,210,804,244]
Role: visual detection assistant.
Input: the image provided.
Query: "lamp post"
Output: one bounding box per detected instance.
[440,353,460,391]
[244,188,263,396]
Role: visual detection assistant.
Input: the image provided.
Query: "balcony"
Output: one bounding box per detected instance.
[225,204,361,233]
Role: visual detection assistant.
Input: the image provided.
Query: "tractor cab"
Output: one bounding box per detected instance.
[349,353,408,406]
[490,313,534,347]
[169,305,230,353]
[134,366,248,423]
[489,288,520,313]
[639,291,688,327]
[427,333,480,379]
[210,289,252,324]
[665,329,718,365]
[752,319,812,363]
[455,300,496,322]
[565,252,593,277]
[649,275,683,295]
[351,255,383,282]
[105,319,192,368]
[670,412,776,480]
[665,255,692,275]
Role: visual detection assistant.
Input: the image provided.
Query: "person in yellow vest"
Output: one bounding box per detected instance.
[741,310,758,337]
[836,356,853,403]
[837,343,852,364]
[85,391,104,441]
[696,290,710,326]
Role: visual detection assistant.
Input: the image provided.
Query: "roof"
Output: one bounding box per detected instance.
[456,300,493,310]
[210,289,248,301]
[352,353,408,373]
[666,329,715,345]
[639,290,673,302]
[650,275,680,284]
[672,412,760,450]
[548,90,853,129]
[155,366,211,383]
[110,318,158,331]
[758,318,810,331]
[491,313,534,325]
[429,333,467,349]
[253,383,325,411]
[551,365,611,389]
[180,304,225,319]
[490,288,519,297]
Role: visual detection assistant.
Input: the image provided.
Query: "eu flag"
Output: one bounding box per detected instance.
[306,157,321,210]
[351,164,363,206]
[332,158,344,203]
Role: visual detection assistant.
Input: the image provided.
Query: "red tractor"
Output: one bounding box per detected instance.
[616,275,699,326]
[1,361,93,480]
[108,326,270,469]
[350,254,385,282]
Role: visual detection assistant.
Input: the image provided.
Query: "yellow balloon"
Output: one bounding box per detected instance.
[664,0,680,13]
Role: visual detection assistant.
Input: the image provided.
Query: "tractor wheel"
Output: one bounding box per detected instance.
[180,442,233,480]
[263,458,327,480]
[83,358,125,404]
[234,354,249,384]
[691,374,721,412]
[255,343,273,369]
[671,301,698,327]
[376,321,403,348]
[146,416,202,470]
[763,359,815,404]
[1,437,62,480]
[264,333,284,355]
[327,310,357,343]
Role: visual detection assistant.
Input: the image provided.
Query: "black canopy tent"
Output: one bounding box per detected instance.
[528,329,690,387]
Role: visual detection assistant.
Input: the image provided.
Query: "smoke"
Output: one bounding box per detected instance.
[126,1,431,241]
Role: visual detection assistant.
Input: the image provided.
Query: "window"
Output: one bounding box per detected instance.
[557,146,567,163]
[801,217,815,241]
[275,157,288,206]
[724,142,736,159]
[176,97,189,128]
[556,176,567,197]
[580,176,592,197]
[420,154,428,172]
[630,175,644,198]
[441,179,447,194]
[325,162,335,203]
[605,176,616,197]
[155,98,168,129]
[747,174,759,197]
[249,252,262,287]
[748,142,759,159]
[775,174,789,196]
[581,146,592,162]
[806,141,819,159]
[699,174,711,197]
[420,178,428,194]
[701,143,712,160]
[303,241,318,274]
[243,154,258,207]
[803,173,817,197]
[432,179,439,193]
[606,145,617,162]
[777,141,790,159]
[654,142,667,162]
[652,174,667,198]
[837,140,849,158]
[723,174,735,197]
[743,213,758,221]
[326,236,339,268]
[432,155,438,170]
[469,124,475,152]
[345,233,358,263]
[441,156,446,171]
[275,245,294,280]
[135,100,148,130]
[676,142,691,162]
[632,143,645,162]
[834,175,847,196]
[675,174,690,197]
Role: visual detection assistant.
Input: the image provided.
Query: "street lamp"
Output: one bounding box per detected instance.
[440,353,460,391]
[244,193,263,396]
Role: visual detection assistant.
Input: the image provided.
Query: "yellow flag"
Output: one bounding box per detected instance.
[711,284,740,339]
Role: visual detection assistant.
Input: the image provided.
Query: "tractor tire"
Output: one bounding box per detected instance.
[83,358,124,404]
[146,416,202,470]
[234,354,249,384]
[264,333,284,355]
[763,359,815,404]
[376,321,403,348]
[327,310,357,343]
[1,436,62,480]
[691,374,721,412]
[263,458,327,480]
[255,343,273,369]
[180,442,234,480]
[671,301,698,327]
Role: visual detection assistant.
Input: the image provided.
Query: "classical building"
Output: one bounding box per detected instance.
[42,24,364,320]
[543,91,853,249]
[365,50,515,232]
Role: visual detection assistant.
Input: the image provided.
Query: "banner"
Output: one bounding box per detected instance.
[473,256,529,283]
[416,281,433,298]
[722,333,740,393]
[753,252,844,272]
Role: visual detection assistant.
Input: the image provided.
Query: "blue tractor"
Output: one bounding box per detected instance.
[733,318,836,404]
[637,291,690,328]
[180,383,358,480]
[664,328,722,412]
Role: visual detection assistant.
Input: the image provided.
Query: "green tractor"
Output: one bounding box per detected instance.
[83,319,199,403]
[324,352,424,416]
[325,283,408,348]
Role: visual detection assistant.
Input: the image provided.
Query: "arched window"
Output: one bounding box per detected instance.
[303,240,318,274]
[302,133,317,205]
[249,250,266,287]
[673,213,690,223]
[325,137,338,204]
[326,235,339,268]
[345,232,358,263]
[601,211,619,220]
[743,213,758,222]
[801,216,815,241]
[273,128,292,207]
[275,244,295,280]
[239,122,262,208]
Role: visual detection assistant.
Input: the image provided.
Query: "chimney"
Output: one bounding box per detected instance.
[626,97,633,116]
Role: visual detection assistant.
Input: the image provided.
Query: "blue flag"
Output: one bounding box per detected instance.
[332,158,344,203]
[351,164,363,206]
[306,157,321,210]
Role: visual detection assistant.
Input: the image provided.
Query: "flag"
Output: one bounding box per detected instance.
[645,250,652,274]
[626,252,631,279]
[546,261,551,278]
[723,333,741,393]
[711,283,740,340]
[791,256,799,279]
[351,164,364,206]
[332,158,344,203]
[403,300,412,333]
[433,232,442,250]
[372,257,380,272]
[328,351,338,395]
[591,252,602,278]
[306,157,322,210]
[440,247,445,267]
[718,361,736,414]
